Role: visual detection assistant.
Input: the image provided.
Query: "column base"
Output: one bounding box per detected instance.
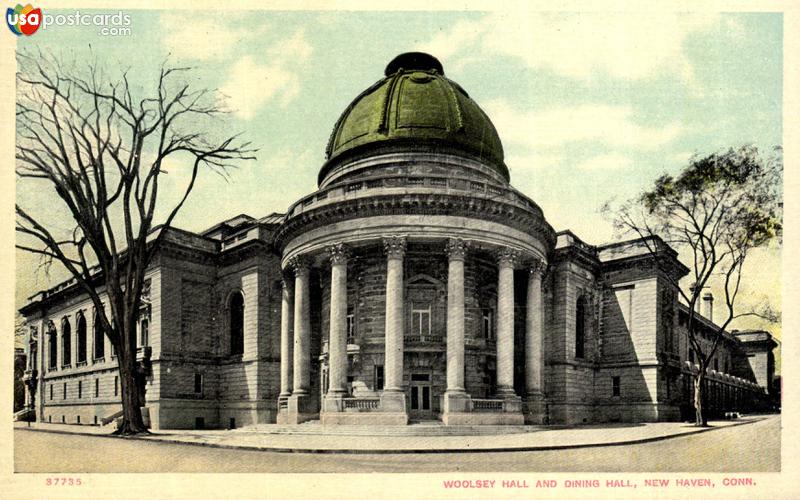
[500,393,523,413]
[523,393,548,425]
[442,390,472,414]
[279,393,318,425]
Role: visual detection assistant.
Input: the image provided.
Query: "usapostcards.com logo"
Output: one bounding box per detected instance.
[7,4,132,37]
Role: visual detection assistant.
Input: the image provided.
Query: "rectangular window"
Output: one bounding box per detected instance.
[482,309,494,340]
[612,376,621,397]
[346,306,355,343]
[95,378,99,398]
[63,382,67,400]
[689,349,695,364]
[714,358,719,372]
[411,303,432,338]
[78,381,82,399]
[194,373,203,394]
[195,417,205,430]
[49,384,53,400]
[114,376,118,396]
[140,319,149,347]
[374,365,384,391]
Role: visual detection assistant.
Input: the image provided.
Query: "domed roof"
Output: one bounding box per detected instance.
[321,53,508,183]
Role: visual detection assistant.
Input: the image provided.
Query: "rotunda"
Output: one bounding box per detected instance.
[276,52,556,425]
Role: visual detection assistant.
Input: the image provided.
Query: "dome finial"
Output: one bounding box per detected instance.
[385,52,444,76]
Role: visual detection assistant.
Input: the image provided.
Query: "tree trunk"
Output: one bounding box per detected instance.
[694,372,708,427]
[113,327,148,435]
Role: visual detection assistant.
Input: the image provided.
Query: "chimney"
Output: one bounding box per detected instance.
[702,291,714,322]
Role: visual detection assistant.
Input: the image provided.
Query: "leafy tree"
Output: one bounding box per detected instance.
[604,145,781,426]
[15,51,255,434]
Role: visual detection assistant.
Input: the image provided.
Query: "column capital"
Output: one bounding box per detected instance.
[287,255,312,276]
[445,238,470,261]
[527,257,547,278]
[495,247,520,268]
[327,243,351,265]
[383,235,407,260]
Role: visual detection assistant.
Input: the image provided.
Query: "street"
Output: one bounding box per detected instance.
[14,414,780,473]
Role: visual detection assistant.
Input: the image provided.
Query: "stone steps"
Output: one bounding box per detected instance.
[235,423,542,436]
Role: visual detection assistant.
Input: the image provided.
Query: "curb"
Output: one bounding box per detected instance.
[14,416,766,455]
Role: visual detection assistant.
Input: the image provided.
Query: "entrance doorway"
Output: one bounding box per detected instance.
[409,373,433,419]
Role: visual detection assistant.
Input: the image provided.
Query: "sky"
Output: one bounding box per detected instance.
[14,9,783,344]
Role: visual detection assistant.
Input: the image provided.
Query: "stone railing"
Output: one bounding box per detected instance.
[472,399,504,412]
[342,398,380,411]
[286,174,543,219]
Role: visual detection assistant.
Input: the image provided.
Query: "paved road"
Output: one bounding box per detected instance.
[14,415,780,473]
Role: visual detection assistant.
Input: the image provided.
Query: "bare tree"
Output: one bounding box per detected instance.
[15,50,255,434]
[603,145,781,426]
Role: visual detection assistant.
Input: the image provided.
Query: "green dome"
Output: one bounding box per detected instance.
[322,53,508,182]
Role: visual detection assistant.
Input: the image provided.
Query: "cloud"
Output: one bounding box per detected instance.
[218,56,301,119]
[485,100,683,150]
[160,12,251,61]
[421,12,719,82]
[575,153,633,171]
[217,29,314,119]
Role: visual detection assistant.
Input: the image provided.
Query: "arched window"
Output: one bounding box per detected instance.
[229,292,244,355]
[575,296,586,359]
[76,313,87,364]
[140,318,149,347]
[93,311,105,360]
[61,318,72,366]
[47,323,57,369]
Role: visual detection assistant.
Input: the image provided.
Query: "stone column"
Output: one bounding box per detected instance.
[279,278,294,398]
[381,235,407,417]
[290,256,311,395]
[443,239,471,423]
[326,243,350,405]
[284,255,315,424]
[496,248,519,397]
[525,258,547,423]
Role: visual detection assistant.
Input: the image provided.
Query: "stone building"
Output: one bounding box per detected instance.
[19,53,777,429]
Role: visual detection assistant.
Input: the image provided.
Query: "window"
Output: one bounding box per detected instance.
[689,349,695,364]
[61,318,72,366]
[229,292,245,355]
[49,384,53,400]
[195,417,205,430]
[346,306,355,343]
[78,380,82,399]
[229,418,236,430]
[725,360,729,374]
[411,303,432,338]
[48,323,57,369]
[139,318,149,348]
[374,365,384,391]
[575,296,586,359]
[76,313,87,364]
[93,312,105,360]
[95,378,99,398]
[194,373,203,394]
[612,376,621,397]
[482,308,494,340]
[63,382,67,400]
[114,376,118,396]
[714,358,719,372]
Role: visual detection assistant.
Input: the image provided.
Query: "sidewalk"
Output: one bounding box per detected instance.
[13,415,769,454]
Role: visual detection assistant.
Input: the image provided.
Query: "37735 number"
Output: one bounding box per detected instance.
[46,477,82,486]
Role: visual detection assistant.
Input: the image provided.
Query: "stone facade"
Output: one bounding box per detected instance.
[19,53,777,429]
